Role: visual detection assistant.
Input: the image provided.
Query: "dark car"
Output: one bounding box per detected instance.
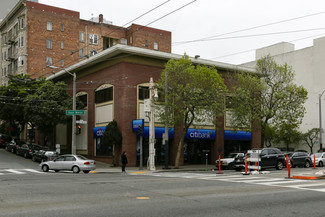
[32,150,59,162]
[0,134,12,148]
[5,139,25,153]
[16,143,42,158]
[288,152,312,168]
[247,148,286,170]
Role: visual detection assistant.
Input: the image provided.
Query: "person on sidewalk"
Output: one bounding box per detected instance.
[120,151,128,173]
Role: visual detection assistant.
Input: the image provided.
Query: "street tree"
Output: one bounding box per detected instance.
[301,128,321,154]
[102,120,122,166]
[0,74,42,138]
[23,80,72,148]
[231,55,308,147]
[156,55,227,168]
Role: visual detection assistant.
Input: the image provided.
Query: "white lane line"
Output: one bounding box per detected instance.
[238,178,285,183]
[258,179,306,185]
[5,169,25,174]
[0,173,4,175]
[291,182,325,188]
[23,169,43,174]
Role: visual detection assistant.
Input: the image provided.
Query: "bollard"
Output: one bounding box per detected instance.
[286,155,288,171]
[245,155,248,174]
[314,154,316,169]
[255,161,258,171]
[218,155,221,174]
[288,156,291,178]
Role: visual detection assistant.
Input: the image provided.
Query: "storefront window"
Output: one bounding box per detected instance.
[96,137,113,156]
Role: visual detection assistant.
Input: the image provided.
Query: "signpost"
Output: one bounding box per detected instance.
[66,110,85,115]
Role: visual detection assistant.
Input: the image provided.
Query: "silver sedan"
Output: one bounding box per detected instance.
[40,154,96,173]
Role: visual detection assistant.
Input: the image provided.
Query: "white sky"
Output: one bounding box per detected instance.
[39,0,325,65]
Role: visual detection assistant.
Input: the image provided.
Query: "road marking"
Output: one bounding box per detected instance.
[136,197,150,200]
[5,169,25,174]
[23,169,43,174]
[291,183,325,188]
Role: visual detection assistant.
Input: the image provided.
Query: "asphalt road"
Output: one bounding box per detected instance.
[1,148,325,217]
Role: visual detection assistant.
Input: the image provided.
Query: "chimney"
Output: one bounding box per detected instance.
[99,14,103,24]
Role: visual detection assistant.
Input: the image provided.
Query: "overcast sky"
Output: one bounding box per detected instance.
[39,0,325,65]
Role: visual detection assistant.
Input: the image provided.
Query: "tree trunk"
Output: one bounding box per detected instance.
[174,130,187,169]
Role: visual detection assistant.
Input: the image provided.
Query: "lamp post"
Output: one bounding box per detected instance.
[319,90,325,151]
[163,71,169,169]
[149,77,158,171]
[49,66,77,155]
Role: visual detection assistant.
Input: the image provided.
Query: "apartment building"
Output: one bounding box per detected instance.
[0,0,171,85]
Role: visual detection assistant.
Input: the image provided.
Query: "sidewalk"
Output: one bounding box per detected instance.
[93,161,217,173]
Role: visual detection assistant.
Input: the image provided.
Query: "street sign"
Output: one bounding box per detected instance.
[66,110,85,115]
[76,120,87,124]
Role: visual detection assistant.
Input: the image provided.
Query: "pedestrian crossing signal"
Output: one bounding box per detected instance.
[77,125,81,134]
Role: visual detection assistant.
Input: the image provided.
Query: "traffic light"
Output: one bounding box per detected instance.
[77,125,81,134]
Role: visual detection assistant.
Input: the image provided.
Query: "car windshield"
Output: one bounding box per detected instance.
[77,155,89,160]
[314,153,323,158]
[45,152,57,156]
[226,153,238,158]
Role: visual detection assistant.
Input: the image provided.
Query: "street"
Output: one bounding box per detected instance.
[1,148,325,217]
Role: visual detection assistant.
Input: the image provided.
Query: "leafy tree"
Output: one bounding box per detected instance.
[156,55,227,168]
[102,120,122,166]
[23,80,72,148]
[231,55,308,147]
[301,128,321,154]
[0,74,42,138]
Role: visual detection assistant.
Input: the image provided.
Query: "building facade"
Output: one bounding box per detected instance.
[0,0,171,85]
[242,36,325,153]
[48,45,261,166]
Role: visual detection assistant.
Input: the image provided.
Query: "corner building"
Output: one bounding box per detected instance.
[48,45,262,166]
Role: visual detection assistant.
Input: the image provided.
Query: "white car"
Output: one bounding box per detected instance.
[311,152,325,167]
[40,154,96,173]
[216,153,244,169]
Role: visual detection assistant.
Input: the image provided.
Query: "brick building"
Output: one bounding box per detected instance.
[0,0,171,85]
[48,45,261,167]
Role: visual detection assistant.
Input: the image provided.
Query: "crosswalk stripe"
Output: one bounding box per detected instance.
[235,178,284,183]
[291,183,325,188]
[256,179,307,185]
[5,169,25,174]
[23,169,43,174]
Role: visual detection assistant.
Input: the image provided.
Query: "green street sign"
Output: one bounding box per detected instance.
[66,110,85,115]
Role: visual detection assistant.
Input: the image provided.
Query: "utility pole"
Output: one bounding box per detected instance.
[319,90,325,151]
[148,77,158,171]
[164,71,169,169]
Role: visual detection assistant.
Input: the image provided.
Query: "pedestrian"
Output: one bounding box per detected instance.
[120,151,128,173]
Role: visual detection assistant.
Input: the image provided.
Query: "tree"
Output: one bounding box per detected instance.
[301,128,321,154]
[102,120,122,166]
[0,74,42,138]
[231,55,308,147]
[23,80,72,148]
[156,55,227,168]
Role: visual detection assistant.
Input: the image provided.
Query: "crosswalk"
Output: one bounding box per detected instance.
[0,168,43,175]
[142,172,325,193]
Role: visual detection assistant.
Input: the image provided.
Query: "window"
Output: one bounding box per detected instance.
[145,40,148,47]
[138,86,149,100]
[3,51,6,60]
[89,50,97,57]
[89,34,98,44]
[61,41,64,49]
[77,94,87,108]
[20,18,25,29]
[47,21,52,31]
[19,36,24,47]
[61,23,64,32]
[95,87,113,104]
[79,48,84,58]
[79,32,84,42]
[121,38,127,45]
[18,56,25,67]
[154,42,158,50]
[14,24,18,36]
[60,59,64,67]
[46,39,52,49]
[46,57,52,66]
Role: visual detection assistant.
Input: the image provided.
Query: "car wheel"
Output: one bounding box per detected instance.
[72,166,80,173]
[32,156,36,162]
[54,170,60,172]
[276,161,284,170]
[83,170,90,174]
[319,161,324,167]
[42,165,49,172]
[24,153,28,158]
[5,146,8,151]
[305,160,310,168]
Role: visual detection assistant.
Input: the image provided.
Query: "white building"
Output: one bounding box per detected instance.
[242,36,325,152]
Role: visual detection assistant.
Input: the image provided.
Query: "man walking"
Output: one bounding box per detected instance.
[120,151,128,173]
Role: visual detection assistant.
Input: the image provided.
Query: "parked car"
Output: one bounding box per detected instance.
[311,152,325,167]
[5,139,25,153]
[287,152,312,168]
[233,153,246,171]
[247,148,286,170]
[32,150,59,162]
[216,153,245,169]
[0,134,12,148]
[16,143,42,158]
[40,155,96,173]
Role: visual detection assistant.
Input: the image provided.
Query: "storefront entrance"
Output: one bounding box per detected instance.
[184,139,213,164]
